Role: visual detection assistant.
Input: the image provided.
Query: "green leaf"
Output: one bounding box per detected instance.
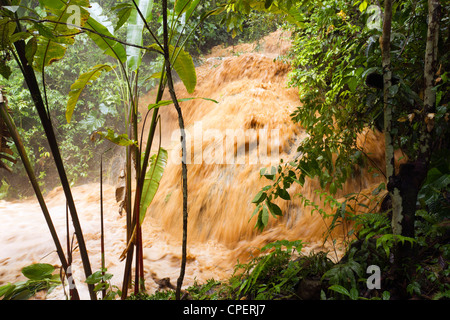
[85,3,127,63]
[349,287,359,300]
[260,204,269,227]
[266,200,282,217]
[127,0,154,71]
[261,166,276,180]
[85,269,113,285]
[9,31,31,44]
[277,188,291,200]
[2,6,19,13]
[265,0,274,9]
[33,0,90,72]
[147,97,218,110]
[140,148,168,224]
[185,0,201,19]
[175,0,191,16]
[328,284,350,297]
[94,129,137,147]
[113,5,133,31]
[25,37,37,65]
[0,283,15,299]
[0,17,17,50]
[150,44,197,93]
[33,39,66,71]
[372,182,386,195]
[249,204,262,221]
[359,0,368,12]
[21,263,55,280]
[175,0,200,18]
[0,58,11,79]
[252,190,267,204]
[170,45,197,93]
[329,182,337,195]
[66,64,113,123]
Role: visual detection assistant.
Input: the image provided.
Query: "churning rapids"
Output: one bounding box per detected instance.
[0,30,387,299]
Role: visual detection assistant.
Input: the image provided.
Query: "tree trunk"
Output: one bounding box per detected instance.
[396,0,441,240]
[161,0,189,300]
[381,0,441,297]
[380,0,402,235]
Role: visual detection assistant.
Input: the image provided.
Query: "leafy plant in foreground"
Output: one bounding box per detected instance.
[227,240,303,300]
[0,263,61,300]
[85,268,121,300]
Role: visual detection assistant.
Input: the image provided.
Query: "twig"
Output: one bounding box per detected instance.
[15,18,163,55]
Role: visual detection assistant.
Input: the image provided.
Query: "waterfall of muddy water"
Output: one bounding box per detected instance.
[0,30,387,299]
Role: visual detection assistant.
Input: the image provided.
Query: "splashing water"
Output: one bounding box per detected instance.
[0,30,387,299]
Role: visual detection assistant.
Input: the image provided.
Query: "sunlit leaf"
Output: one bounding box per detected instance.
[66,64,113,123]
[149,44,197,93]
[127,0,154,71]
[114,5,132,31]
[94,128,137,147]
[85,3,127,63]
[359,0,368,12]
[175,0,200,18]
[0,18,17,50]
[252,190,266,204]
[174,0,190,15]
[260,205,269,227]
[22,263,55,281]
[33,0,90,71]
[140,148,168,224]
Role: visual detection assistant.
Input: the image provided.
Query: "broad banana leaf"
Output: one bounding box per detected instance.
[127,0,154,72]
[150,44,196,94]
[174,0,201,18]
[140,147,168,224]
[66,64,113,123]
[33,0,90,72]
[85,3,127,63]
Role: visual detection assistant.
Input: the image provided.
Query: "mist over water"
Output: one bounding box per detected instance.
[0,30,386,299]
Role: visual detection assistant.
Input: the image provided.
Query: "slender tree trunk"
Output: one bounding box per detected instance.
[381,0,441,297]
[161,0,189,300]
[383,0,440,238]
[421,0,440,156]
[381,0,403,235]
[397,0,441,242]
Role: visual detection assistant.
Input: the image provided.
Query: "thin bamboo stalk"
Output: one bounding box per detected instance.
[11,36,97,300]
[0,97,80,300]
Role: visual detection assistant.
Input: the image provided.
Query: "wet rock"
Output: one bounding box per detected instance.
[296,278,322,300]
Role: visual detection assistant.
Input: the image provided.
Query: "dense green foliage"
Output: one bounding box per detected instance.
[136,211,449,300]
[1,32,124,195]
[224,0,450,300]
[239,0,449,232]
